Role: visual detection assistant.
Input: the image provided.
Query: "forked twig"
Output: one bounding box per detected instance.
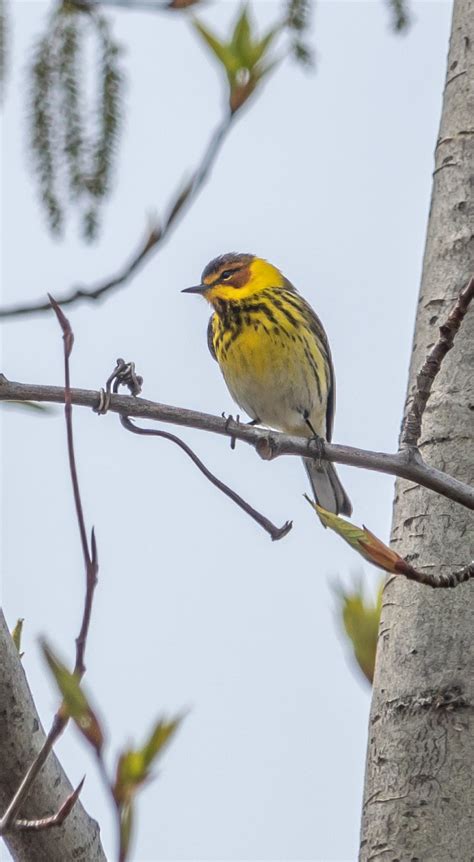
[0,300,100,835]
[48,294,99,677]
[10,779,85,833]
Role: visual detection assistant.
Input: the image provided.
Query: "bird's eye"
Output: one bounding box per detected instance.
[220,269,235,280]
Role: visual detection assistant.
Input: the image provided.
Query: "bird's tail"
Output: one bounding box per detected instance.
[303,457,352,517]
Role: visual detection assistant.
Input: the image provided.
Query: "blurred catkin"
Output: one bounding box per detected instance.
[27,2,123,241]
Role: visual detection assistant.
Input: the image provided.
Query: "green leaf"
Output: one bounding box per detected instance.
[193,9,280,112]
[42,641,104,752]
[230,6,251,63]
[113,715,182,805]
[142,716,181,767]
[306,499,419,578]
[337,580,383,684]
[193,20,239,75]
[11,618,24,656]
[251,24,281,66]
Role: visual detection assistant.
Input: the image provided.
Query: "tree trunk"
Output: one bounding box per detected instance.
[359,1,474,859]
[0,611,107,862]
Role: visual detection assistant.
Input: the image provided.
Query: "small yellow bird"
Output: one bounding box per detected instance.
[183,253,352,516]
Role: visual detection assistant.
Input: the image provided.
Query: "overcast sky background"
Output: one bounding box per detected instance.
[2,1,453,860]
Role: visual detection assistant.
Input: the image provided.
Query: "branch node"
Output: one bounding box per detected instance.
[256,435,277,461]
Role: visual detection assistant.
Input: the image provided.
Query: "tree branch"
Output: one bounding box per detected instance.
[0,611,107,861]
[0,300,101,847]
[10,779,85,833]
[1,376,473,510]
[120,414,292,540]
[391,560,474,590]
[48,295,99,677]
[401,276,474,448]
[0,114,234,320]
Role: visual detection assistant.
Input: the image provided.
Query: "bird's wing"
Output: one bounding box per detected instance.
[207,314,217,361]
[326,363,335,443]
[304,301,336,443]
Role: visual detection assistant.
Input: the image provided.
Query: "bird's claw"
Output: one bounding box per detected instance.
[307,433,325,469]
[221,412,240,449]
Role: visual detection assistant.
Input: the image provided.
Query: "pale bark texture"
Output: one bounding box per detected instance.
[360,0,474,860]
[0,611,107,862]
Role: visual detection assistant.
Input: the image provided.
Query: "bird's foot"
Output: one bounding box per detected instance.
[221,412,240,449]
[307,434,325,469]
[221,413,261,449]
[303,415,325,469]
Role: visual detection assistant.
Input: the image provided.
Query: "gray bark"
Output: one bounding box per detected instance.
[360,0,474,860]
[0,610,107,861]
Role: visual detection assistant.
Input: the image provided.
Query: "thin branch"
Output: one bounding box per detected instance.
[0,304,100,835]
[1,377,473,510]
[120,415,292,540]
[394,560,474,590]
[0,718,65,835]
[0,114,234,320]
[402,276,474,448]
[11,779,85,833]
[49,295,99,677]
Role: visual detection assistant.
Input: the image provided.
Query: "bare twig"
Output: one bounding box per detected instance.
[0,114,234,320]
[0,703,78,836]
[95,359,291,539]
[402,276,474,448]
[0,303,100,836]
[121,415,292,540]
[1,377,473,510]
[394,560,474,590]
[48,295,99,677]
[11,779,85,833]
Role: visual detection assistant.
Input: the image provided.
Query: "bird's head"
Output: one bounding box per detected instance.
[182,253,285,305]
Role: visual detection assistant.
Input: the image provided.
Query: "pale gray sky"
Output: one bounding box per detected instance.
[2,1,452,860]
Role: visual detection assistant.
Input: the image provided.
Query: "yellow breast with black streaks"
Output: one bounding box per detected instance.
[210,288,331,436]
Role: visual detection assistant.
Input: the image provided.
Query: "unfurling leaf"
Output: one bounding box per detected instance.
[308,501,419,579]
[193,5,281,113]
[337,580,383,684]
[42,641,104,752]
[193,22,239,75]
[113,715,182,805]
[112,715,182,861]
[11,618,24,657]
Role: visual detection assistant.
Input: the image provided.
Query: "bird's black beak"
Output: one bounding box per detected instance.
[182,284,207,295]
